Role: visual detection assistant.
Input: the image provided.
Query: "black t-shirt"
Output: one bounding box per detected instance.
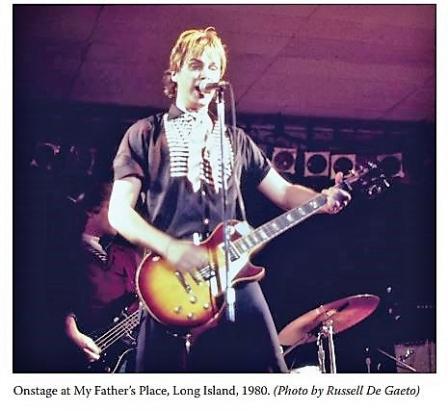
[113,105,271,240]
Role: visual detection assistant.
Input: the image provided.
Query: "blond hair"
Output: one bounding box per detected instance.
[162,27,227,99]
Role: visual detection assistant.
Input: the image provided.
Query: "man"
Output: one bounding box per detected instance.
[64,182,142,371]
[108,27,350,372]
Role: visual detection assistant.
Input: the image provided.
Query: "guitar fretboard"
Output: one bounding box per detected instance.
[232,194,327,255]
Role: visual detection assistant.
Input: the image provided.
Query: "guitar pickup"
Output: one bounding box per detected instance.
[190,270,204,284]
[191,265,217,283]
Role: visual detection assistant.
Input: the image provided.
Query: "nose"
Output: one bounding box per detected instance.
[201,66,219,82]
[199,68,211,81]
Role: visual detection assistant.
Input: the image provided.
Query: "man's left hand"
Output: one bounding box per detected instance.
[321,172,352,214]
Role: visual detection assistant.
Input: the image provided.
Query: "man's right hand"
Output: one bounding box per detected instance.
[65,314,101,362]
[164,239,209,273]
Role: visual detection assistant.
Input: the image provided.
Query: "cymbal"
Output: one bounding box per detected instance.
[279,294,380,347]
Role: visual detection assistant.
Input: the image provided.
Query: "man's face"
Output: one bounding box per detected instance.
[85,199,117,237]
[172,48,222,112]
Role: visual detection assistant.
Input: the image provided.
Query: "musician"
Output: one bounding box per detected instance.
[108,27,350,372]
[64,182,141,371]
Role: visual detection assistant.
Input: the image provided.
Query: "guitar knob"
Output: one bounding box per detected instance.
[187,313,195,320]
[173,306,182,314]
[203,303,210,310]
[189,295,197,304]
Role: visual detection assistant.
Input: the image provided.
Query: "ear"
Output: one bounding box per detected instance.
[171,71,178,83]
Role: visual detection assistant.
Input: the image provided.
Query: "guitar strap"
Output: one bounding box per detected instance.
[82,234,110,268]
[200,183,211,241]
[147,112,164,190]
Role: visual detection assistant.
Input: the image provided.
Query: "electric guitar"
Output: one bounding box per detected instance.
[78,295,142,373]
[136,162,389,330]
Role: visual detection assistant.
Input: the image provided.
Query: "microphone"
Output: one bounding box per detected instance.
[197,80,229,93]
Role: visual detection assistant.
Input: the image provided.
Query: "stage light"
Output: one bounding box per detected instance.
[377,153,404,177]
[272,147,297,174]
[304,151,330,177]
[330,154,356,178]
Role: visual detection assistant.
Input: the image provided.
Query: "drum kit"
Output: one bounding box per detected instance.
[278,294,380,373]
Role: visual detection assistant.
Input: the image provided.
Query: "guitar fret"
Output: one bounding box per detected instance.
[247,236,256,247]
[252,196,326,245]
[248,236,256,247]
[242,238,251,250]
[232,195,328,255]
[252,232,263,243]
[277,217,289,229]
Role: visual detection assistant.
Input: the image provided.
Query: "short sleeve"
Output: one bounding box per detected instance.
[234,128,271,186]
[113,118,153,182]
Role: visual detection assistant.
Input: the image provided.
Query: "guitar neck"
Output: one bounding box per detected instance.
[94,308,141,352]
[232,194,328,254]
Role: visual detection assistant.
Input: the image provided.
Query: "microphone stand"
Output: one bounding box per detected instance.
[215,86,235,322]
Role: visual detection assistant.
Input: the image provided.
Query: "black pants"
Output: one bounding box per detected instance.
[134,282,288,373]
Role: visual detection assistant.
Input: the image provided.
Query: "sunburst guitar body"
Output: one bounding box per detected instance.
[136,220,263,329]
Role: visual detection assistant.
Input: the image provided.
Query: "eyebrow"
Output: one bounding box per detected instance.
[188,57,219,66]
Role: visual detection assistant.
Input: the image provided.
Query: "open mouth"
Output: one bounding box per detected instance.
[194,87,206,98]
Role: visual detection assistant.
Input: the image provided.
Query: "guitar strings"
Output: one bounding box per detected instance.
[97,316,140,351]
[95,316,135,350]
[233,193,325,252]
[94,310,140,348]
[95,313,140,351]
[94,310,141,351]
